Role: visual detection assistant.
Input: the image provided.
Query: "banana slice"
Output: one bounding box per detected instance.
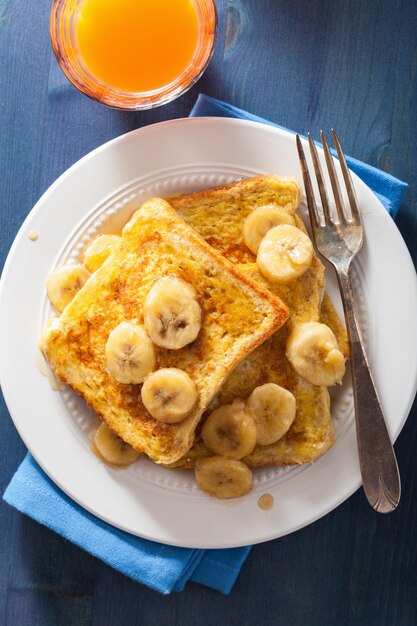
[247,383,296,445]
[201,399,257,459]
[46,264,90,312]
[243,205,296,254]
[105,321,156,384]
[286,321,346,386]
[141,367,198,423]
[143,276,202,349]
[257,224,314,283]
[83,234,120,273]
[195,456,253,499]
[93,422,140,466]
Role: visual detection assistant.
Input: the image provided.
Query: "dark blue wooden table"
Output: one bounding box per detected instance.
[1,1,417,624]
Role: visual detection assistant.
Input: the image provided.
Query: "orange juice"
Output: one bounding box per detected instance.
[75,0,200,93]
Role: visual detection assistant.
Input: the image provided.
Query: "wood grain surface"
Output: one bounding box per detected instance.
[1,0,417,624]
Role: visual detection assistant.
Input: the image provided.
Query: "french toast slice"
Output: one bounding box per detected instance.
[166,176,348,468]
[40,198,289,465]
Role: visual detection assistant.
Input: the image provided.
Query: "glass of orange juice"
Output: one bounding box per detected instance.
[50,0,217,110]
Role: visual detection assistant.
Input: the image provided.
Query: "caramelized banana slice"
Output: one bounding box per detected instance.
[141,368,198,423]
[46,264,90,312]
[195,456,253,499]
[201,399,257,459]
[286,321,346,386]
[105,322,155,384]
[243,204,296,254]
[257,224,314,283]
[94,422,140,466]
[143,276,202,349]
[248,383,296,445]
[83,234,120,273]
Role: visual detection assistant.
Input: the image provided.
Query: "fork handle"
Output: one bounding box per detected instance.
[337,269,401,513]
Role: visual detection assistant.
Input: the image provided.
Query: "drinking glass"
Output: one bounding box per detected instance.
[50,0,217,110]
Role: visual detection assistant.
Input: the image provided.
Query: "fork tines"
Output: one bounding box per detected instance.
[296,131,361,227]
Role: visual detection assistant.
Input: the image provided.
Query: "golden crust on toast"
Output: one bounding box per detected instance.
[40,198,289,465]
[169,175,301,264]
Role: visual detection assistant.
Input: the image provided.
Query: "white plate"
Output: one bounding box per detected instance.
[1,118,416,549]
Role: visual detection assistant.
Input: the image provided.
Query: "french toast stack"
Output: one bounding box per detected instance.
[40,175,348,498]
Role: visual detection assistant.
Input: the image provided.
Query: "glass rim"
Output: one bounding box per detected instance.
[50,0,218,111]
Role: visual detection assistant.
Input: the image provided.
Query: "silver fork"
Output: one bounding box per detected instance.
[296,130,401,513]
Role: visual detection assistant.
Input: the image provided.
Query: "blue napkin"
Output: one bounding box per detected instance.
[191,94,408,218]
[4,455,249,594]
[3,95,408,595]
